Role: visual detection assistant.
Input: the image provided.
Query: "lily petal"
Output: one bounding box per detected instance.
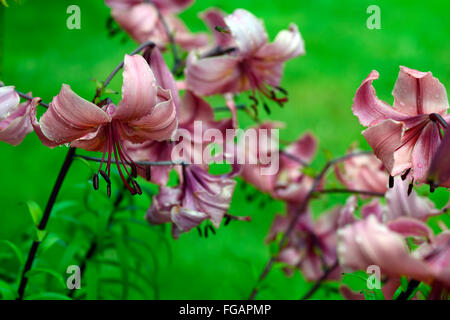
[0,86,20,119]
[115,54,158,122]
[0,98,36,146]
[352,71,408,126]
[393,66,449,116]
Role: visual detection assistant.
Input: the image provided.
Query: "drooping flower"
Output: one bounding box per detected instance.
[31,54,177,194]
[0,86,39,146]
[106,0,208,51]
[268,196,357,281]
[337,215,450,290]
[240,123,317,205]
[146,164,237,238]
[186,9,305,108]
[125,48,234,186]
[334,149,388,194]
[352,67,449,185]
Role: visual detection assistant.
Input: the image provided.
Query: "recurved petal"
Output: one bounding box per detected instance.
[352,71,408,126]
[387,217,433,240]
[37,85,110,145]
[124,87,177,142]
[0,98,35,146]
[70,127,107,152]
[255,24,305,62]
[411,122,442,183]
[283,132,317,166]
[179,90,215,126]
[362,119,405,175]
[185,53,241,96]
[115,54,157,122]
[0,86,20,119]
[393,66,449,116]
[385,177,440,221]
[200,8,234,48]
[224,9,268,55]
[428,127,450,188]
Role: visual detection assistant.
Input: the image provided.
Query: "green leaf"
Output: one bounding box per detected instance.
[25,268,65,288]
[24,292,72,300]
[0,280,17,300]
[0,240,24,265]
[26,200,43,226]
[1,0,8,8]
[41,233,66,253]
[34,229,47,242]
[73,156,94,174]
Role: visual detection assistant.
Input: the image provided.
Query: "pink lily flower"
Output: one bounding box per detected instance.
[146,165,237,238]
[185,9,305,107]
[268,197,357,281]
[125,48,234,186]
[0,86,38,146]
[106,0,208,51]
[338,215,450,290]
[240,124,317,205]
[31,54,177,194]
[334,149,388,194]
[352,66,449,185]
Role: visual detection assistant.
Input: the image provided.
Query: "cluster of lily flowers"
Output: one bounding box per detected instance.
[1,0,449,299]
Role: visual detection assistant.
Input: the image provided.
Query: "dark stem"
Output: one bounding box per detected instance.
[396,279,420,300]
[149,2,181,74]
[76,155,187,167]
[17,147,76,299]
[315,188,385,197]
[213,104,247,112]
[300,261,339,300]
[248,151,372,300]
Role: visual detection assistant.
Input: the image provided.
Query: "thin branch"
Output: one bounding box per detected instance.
[248,151,372,300]
[300,261,339,300]
[76,155,187,167]
[315,188,385,197]
[213,104,247,112]
[396,279,420,300]
[280,150,309,167]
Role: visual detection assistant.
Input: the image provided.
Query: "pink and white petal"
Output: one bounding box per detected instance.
[115,54,157,122]
[105,0,142,10]
[185,53,242,96]
[125,88,177,142]
[224,9,268,55]
[255,24,305,62]
[284,132,317,165]
[200,8,235,48]
[362,119,405,175]
[411,122,442,183]
[166,16,209,51]
[152,0,193,13]
[70,127,107,152]
[361,199,384,222]
[352,71,408,126]
[179,90,215,126]
[29,103,60,148]
[385,177,440,221]
[0,86,20,119]
[387,217,433,240]
[393,66,449,116]
[148,47,180,109]
[171,206,208,232]
[36,85,109,145]
[0,99,35,146]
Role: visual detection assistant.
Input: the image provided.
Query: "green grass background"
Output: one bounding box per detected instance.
[0,0,449,299]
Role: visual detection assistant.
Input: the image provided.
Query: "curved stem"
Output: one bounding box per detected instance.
[17,147,76,299]
[248,151,372,300]
[76,155,187,167]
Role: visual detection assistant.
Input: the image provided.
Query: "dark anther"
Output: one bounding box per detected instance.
[99,170,111,185]
[204,225,209,238]
[145,165,152,181]
[401,168,411,181]
[407,183,413,196]
[263,103,271,115]
[389,175,394,188]
[224,215,231,226]
[107,184,112,198]
[131,163,137,178]
[429,183,436,193]
[131,180,142,195]
[249,95,259,106]
[275,86,288,95]
[197,226,203,237]
[208,225,216,235]
[93,174,99,190]
[214,25,230,34]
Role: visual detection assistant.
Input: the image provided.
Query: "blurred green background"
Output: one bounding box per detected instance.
[0,0,449,299]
